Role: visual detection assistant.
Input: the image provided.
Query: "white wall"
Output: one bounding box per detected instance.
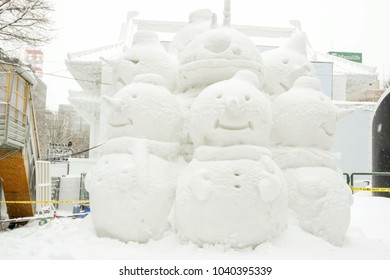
[332,102,376,175]
[58,175,81,213]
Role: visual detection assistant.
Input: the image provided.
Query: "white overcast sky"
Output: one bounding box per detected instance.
[41,0,389,110]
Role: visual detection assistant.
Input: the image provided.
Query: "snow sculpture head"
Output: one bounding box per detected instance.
[104,74,182,142]
[178,25,264,91]
[271,76,346,150]
[262,34,316,97]
[190,70,271,147]
[169,9,214,56]
[103,31,177,92]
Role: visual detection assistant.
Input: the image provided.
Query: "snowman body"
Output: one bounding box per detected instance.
[174,71,288,247]
[175,145,287,248]
[86,74,183,242]
[271,77,352,245]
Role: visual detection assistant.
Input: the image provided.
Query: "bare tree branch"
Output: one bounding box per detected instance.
[0,0,54,50]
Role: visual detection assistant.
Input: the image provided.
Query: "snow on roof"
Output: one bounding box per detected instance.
[312,51,377,75]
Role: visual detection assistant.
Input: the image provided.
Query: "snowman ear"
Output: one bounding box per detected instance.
[102,95,121,109]
[232,70,260,88]
[117,78,127,87]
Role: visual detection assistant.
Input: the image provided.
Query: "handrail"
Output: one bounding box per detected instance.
[343,173,350,185]
[350,172,390,186]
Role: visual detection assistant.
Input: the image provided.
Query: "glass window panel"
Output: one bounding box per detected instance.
[0,74,7,85]
[10,91,16,106]
[18,79,24,95]
[0,87,6,101]
[0,104,5,115]
[12,76,18,90]
[18,96,24,110]
[8,106,15,119]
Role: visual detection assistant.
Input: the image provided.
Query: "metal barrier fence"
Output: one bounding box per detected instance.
[345,172,390,194]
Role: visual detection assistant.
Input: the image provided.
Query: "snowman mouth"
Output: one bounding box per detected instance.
[214,119,252,130]
[319,123,334,137]
[109,118,134,128]
[279,82,289,92]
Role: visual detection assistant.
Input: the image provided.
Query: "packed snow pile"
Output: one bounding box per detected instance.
[83,8,353,248]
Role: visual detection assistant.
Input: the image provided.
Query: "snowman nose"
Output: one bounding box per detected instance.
[226,97,240,114]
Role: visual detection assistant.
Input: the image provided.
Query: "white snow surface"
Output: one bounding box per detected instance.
[0,194,389,259]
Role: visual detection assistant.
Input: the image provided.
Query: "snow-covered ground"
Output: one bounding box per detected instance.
[0,193,389,260]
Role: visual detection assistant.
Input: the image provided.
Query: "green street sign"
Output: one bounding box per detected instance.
[328,51,362,63]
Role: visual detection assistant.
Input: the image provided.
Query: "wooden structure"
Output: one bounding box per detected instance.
[0,60,40,219]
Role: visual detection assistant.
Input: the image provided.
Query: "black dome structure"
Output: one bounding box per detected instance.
[372,88,390,198]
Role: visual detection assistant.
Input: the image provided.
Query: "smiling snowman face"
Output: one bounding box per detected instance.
[105,74,182,142]
[262,34,316,97]
[190,70,271,148]
[271,77,342,150]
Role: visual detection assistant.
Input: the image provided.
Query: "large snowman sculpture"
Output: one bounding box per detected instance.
[271,76,353,245]
[85,74,183,243]
[173,70,287,248]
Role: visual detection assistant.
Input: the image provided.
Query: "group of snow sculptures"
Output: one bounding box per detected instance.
[85,8,352,247]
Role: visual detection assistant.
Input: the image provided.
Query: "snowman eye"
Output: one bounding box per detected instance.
[232,47,242,55]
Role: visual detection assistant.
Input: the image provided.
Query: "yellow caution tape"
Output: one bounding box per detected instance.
[350,187,390,192]
[0,200,89,204]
